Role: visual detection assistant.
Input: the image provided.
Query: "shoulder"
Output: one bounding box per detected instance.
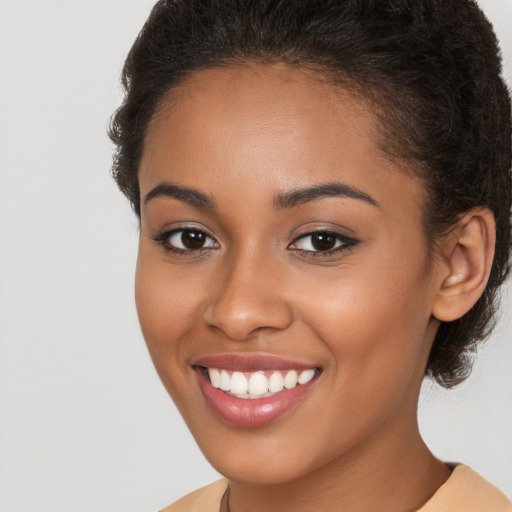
[159,468,511,512]
[160,479,228,512]
[419,465,512,512]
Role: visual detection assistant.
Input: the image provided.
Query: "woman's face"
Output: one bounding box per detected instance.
[136,64,442,484]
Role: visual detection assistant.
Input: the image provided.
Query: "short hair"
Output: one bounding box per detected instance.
[109,0,512,388]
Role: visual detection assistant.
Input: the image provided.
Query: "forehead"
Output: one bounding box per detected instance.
[139,63,425,219]
[149,63,373,140]
[157,62,366,120]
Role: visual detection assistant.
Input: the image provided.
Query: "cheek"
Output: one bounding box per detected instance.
[293,246,434,399]
[277,268,434,467]
[134,245,201,375]
[135,241,200,334]
[134,247,210,417]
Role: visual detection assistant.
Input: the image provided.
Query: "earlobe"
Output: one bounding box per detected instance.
[432,208,496,322]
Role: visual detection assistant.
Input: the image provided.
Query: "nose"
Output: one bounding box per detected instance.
[202,251,293,341]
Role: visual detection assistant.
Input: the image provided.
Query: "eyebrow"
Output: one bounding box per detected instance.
[143,181,378,212]
[274,182,379,209]
[144,183,216,210]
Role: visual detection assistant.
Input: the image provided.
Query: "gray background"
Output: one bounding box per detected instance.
[0,1,510,510]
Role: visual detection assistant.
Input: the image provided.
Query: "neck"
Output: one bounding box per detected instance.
[227,414,451,512]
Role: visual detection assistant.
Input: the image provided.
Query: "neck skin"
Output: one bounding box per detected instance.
[227,375,451,512]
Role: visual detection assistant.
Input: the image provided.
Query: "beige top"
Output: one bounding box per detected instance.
[161,465,512,512]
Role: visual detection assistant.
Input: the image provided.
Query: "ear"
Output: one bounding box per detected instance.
[432,208,496,322]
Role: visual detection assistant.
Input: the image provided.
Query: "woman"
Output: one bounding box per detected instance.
[109,0,512,510]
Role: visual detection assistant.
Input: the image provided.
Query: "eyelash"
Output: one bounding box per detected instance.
[151,228,219,256]
[289,229,359,258]
[151,227,359,258]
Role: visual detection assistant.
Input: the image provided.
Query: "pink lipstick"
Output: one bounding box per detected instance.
[193,354,320,427]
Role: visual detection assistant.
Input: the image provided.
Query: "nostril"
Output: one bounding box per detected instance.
[201,299,293,341]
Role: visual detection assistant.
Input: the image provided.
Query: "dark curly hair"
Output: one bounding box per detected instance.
[109,0,512,388]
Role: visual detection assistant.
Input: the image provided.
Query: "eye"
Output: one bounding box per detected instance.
[289,230,358,256]
[152,228,219,254]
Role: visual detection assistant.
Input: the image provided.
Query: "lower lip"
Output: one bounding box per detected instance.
[195,368,318,427]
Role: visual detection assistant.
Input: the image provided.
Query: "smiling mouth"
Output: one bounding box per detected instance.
[201,367,319,399]
[192,354,322,427]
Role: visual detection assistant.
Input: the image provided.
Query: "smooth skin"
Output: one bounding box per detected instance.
[135,63,495,512]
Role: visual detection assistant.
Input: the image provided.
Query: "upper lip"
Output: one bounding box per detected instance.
[191,353,319,372]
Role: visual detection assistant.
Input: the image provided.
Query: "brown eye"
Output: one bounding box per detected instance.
[292,231,341,252]
[289,230,358,256]
[163,228,218,252]
[310,232,337,251]
[181,230,206,249]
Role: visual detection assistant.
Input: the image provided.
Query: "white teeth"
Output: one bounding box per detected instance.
[248,372,268,396]
[208,368,221,388]
[298,369,316,385]
[230,371,248,395]
[268,371,284,393]
[220,370,231,391]
[206,367,317,398]
[284,370,298,389]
